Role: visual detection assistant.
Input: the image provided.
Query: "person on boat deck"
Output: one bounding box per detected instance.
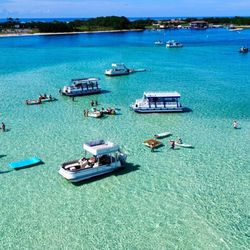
[49,94,52,100]
[177,138,183,144]
[44,93,47,99]
[233,120,238,129]
[79,157,88,168]
[1,122,6,132]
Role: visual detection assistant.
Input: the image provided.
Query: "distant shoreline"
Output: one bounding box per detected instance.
[0,29,144,38]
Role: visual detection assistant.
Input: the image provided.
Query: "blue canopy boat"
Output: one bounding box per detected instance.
[9,157,42,169]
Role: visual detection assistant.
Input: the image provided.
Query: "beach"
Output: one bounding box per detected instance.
[0,29,144,38]
[0,28,249,249]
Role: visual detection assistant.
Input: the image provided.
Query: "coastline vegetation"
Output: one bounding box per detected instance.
[0,16,250,35]
[0,16,153,34]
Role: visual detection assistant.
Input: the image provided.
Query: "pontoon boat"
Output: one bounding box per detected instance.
[59,140,126,182]
[60,78,101,96]
[131,92,183,113]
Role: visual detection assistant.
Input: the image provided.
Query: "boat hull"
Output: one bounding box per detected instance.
[61,89,101,97]
[25,100,42,105]
[59,162,123,182]
[105,72,130,76]
[132,108,183,113]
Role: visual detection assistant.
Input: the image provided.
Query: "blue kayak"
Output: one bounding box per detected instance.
[9,157,42,169]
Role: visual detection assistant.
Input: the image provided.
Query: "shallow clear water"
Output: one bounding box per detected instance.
[0,29,250,249]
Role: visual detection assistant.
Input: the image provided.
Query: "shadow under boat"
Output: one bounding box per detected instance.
[0,170,13,174]
[72,162,140,186]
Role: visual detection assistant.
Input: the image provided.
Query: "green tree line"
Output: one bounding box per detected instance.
[0,16,153,33]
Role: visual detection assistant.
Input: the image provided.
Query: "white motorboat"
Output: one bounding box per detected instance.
[239,47,249,53]
[228,28,243,31]
[60,77,101,96]
[154,132,171,139]
[105,64,132,76]
[131,92,183,113]
[166,40,183,48]
[154,40,164,45]
[59,140,126,182]
[175,143,193,148]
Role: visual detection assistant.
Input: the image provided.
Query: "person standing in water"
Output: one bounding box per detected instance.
[233,120,238,129]
[1,122,6,132]
[170,140,175,149]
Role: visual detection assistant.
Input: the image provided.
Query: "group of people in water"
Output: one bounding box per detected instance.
[167,121,238,150]
[38,94,53,101]
[83,100,116,117]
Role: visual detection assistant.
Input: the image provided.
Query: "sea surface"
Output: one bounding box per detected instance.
[0,29,249,249]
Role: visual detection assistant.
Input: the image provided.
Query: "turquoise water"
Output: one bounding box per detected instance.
[0,29,250,249]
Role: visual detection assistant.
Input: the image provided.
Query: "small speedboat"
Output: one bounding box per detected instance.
[166,40,183,48]
[87,111,103,118]
[25,99,42,105]
[154,132,171,139]
[154,40,164,45]
[175,143,193,148]
[143,139,162,149]
[228,28,243,31]
[105,63,131,76]
[239,47,249,53]
[105,63,146,76]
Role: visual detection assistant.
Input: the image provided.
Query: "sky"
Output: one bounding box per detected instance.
[0,0,250,18]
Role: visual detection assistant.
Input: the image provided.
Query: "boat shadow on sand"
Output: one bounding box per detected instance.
[72,162,140,186]
[0,170,13,174]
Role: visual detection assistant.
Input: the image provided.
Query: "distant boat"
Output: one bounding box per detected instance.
[166,40,183,48]
[239,47,249,53]
[154,40,164,45]
[105,63,146,76]
[154,132,171,139]
[228,28,243,31]
[9,157,42,169]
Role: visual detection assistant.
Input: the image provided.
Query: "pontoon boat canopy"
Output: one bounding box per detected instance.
[83,140,119,156]
[144,92,181,98]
